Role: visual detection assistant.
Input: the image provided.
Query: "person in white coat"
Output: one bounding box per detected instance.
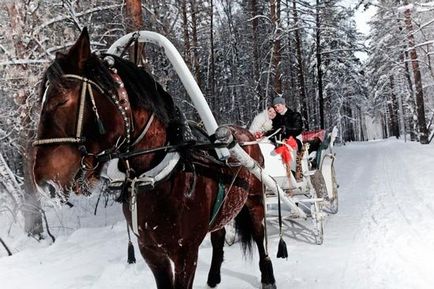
[249,106,277,139]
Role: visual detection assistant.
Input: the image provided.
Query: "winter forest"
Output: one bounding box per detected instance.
[1,0,434,278]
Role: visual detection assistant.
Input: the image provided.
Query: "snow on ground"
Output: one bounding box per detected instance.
[1,138,434,289]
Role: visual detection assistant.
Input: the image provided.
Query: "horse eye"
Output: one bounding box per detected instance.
[46,98,69,111]
[56,99,68,107]
[52,98,68,108]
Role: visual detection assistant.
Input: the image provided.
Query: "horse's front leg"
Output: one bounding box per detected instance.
[207,228,226,288]
[173,245,200,289]
[246,196,277,289]
[138,244,174,289]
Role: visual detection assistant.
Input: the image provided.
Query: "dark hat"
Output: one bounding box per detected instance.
[272,97,285,106]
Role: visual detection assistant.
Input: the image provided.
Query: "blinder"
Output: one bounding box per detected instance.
[33,74,108,147]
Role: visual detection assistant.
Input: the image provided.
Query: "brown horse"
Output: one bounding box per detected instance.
[32,28,276,289]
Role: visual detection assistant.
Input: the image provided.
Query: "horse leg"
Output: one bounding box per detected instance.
[139,245,174,289]
[173,245,200,289]
[207,228,226,288]
[246,198,277,289]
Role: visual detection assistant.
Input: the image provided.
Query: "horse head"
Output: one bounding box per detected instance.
[32,28,172,196]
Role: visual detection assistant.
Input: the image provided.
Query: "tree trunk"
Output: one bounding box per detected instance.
[286,0,298,108]
[403,8,429,144]
[270,0,282,96]
[251,0,259,82]
[396,75,407,141]
[181,0,192,67]
[208,0,216,113]
[190,0,202,89]
[125,0,144,32]
[316,0,324,129]
[292,0,309,130]
[23,149,43,237]
[389,75,400,138]
[381,112,389,138]
[397,18,417,141]
[251,0,261,104]
[5,2,43,237]
[403,51,418,141]
[125,0,144,65]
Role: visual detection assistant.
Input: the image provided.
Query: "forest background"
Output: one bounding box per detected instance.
[0,0,433,237]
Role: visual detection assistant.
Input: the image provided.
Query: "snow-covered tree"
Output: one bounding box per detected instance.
[365,0,434,143]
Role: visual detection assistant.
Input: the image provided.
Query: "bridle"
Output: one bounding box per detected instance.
[33,71,133,147]
[33,75,104,146]
[31,60,156,176]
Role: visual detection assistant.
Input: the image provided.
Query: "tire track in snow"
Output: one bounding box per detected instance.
[336,141,394,289]
[356,140,434,289]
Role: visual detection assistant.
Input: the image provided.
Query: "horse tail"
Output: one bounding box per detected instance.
[234,205,253,257]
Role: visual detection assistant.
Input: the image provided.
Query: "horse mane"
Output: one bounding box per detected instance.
[106,55,177,125]
[41,53,177,126]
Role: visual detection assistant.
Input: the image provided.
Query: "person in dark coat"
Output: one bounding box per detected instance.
[268,97,303,149]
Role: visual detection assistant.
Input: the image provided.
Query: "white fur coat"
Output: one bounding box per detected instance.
[249,109,273,133]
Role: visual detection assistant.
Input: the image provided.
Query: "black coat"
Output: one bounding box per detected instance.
[270,108,303,140]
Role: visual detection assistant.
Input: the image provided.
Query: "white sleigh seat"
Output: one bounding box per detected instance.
[259,142,296,191]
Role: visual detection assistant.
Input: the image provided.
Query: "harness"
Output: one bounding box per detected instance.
[33,59,240,235]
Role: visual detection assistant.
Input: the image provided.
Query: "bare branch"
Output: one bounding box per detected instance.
[33,4,123,35]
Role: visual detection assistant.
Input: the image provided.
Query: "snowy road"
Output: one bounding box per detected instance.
[269,139,434,289]
[1,139,434,289]
[198,139,434,289]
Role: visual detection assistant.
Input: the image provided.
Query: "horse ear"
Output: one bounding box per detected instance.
[67,27,91,71]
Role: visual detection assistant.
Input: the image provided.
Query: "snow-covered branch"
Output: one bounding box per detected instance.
[405,39,434,51]
[33,4,123,35]
[0,59,50,66]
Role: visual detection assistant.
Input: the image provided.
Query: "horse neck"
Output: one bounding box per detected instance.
[128,108,168,174]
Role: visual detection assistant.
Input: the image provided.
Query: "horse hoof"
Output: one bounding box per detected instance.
[207,275,221,288]
[262,283,277,289]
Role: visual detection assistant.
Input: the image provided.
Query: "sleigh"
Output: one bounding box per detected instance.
[260,127,339,245]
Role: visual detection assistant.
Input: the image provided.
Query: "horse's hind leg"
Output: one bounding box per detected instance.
[207,228,226,288]
[139,246,174,289]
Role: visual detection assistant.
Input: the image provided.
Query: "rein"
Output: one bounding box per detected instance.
[32,62,231,165]
[96,140,230,162]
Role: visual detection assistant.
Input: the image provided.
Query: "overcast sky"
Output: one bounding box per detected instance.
[340,1,378,60]
[340,0,377,36]
[354,4,377,35]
